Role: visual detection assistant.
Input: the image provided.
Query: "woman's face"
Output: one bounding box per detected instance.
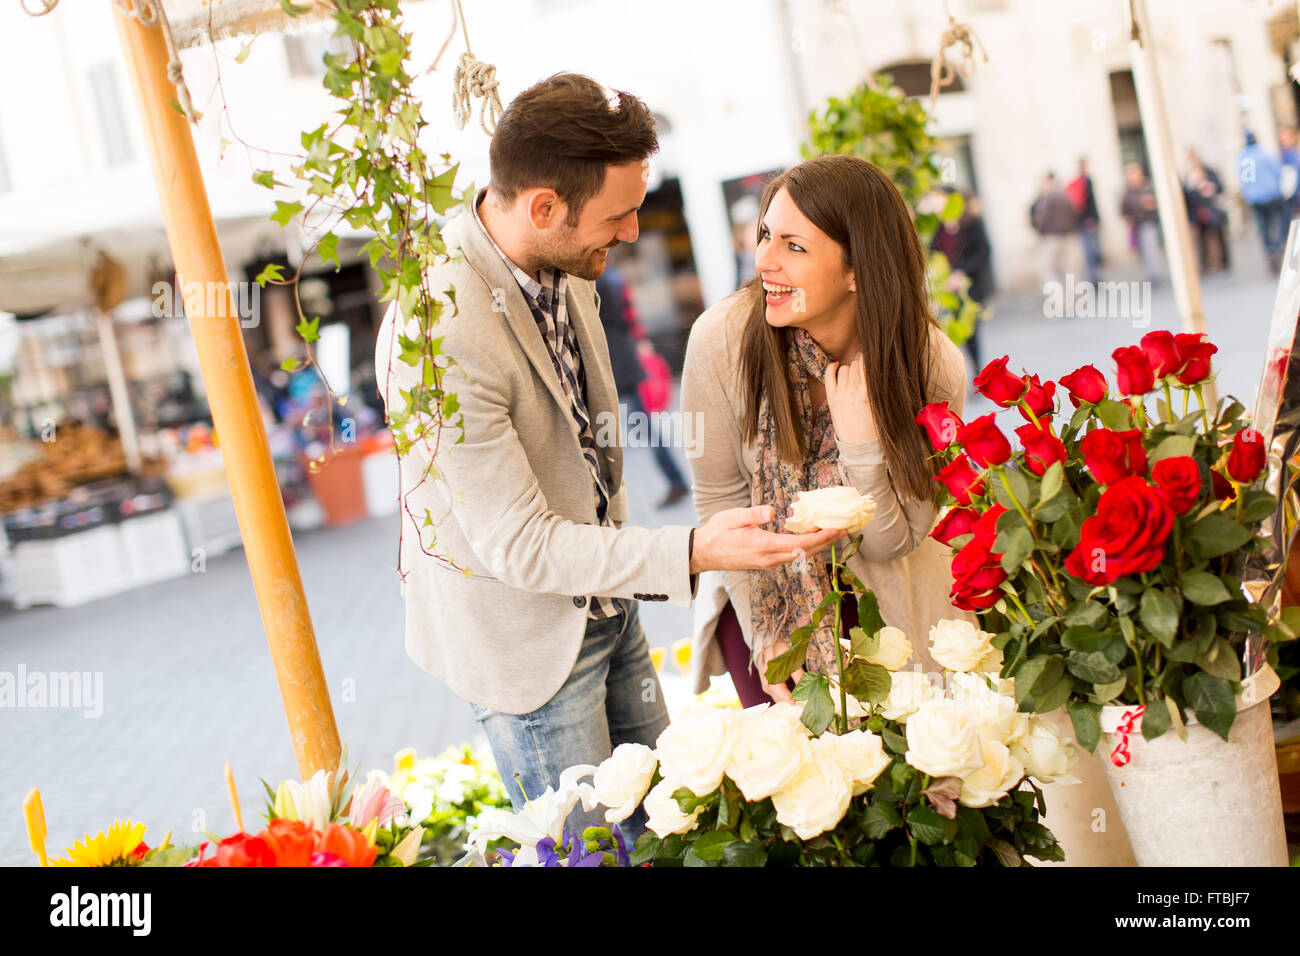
[754,187,855,332]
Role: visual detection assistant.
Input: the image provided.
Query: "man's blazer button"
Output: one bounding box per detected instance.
[632,593,646,600]
[573,596,587,608]
[653,594,668,601]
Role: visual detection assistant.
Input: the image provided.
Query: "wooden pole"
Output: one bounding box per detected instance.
[1127,0,1218,406]
[113,6,340,778]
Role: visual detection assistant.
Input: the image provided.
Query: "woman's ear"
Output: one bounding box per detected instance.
[848,271,857,293]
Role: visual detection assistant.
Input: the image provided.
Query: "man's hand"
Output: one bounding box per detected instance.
[754,637,805,703]
[690,505,845,573]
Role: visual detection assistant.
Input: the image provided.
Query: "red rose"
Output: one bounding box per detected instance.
[1140,330,1181,378]
[1019,374,1056,421]
[931,506,979,545]
[1212,470,1235,501]
[956,414,1011,467]
[1150,456,1202,514]
[935,454,987,505]
[261,818,317,868]
[1063,476,1174,584]
[1059,365,1107,407]
[973,356,1028,407]
[972,503,1008,549]
[1174,333,1218,385]
[1015,421,1067,477]
[1079,427,1147,485]
[199,833,276,867]
[949,537,1007,611]
[1113,345,1155,396]
[916,401,963,450]
[1225,427,1266,483]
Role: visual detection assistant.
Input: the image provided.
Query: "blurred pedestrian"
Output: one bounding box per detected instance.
[1279,126,1300,218]
[1184,149,1229,273]
[1237,130,1287,272]
[595,266,691,508]
[1030,172,1080,290]
[1067,158,1103,285]
[931,189,992,369]
[1121,162,1163,283]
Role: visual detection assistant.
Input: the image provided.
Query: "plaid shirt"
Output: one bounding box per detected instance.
[473,198,616,620]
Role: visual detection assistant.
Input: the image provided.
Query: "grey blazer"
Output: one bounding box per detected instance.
[375,199,694,714]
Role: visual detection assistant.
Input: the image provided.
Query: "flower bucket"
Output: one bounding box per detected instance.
[1099,664,1288,866]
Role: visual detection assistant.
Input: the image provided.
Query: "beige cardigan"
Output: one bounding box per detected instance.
[680,291,976,693]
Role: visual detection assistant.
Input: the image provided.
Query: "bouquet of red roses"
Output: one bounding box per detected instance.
[917,331,1298,752]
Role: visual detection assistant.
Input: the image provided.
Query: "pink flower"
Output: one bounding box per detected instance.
[348,776,406,829]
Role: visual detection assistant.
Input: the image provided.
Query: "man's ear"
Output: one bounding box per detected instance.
[524,188,563,230]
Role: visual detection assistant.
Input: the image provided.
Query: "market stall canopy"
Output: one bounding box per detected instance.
[160,0,337,49]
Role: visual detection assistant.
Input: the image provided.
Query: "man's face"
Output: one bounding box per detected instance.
[535,160,647,280]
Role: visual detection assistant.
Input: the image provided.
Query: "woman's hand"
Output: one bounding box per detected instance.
[754,638,804,704]
[825,352,877,445]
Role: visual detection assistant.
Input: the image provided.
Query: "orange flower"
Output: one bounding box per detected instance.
[317,823,377,868]
[261,818,317,867]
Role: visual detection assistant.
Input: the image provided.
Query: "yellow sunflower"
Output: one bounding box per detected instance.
[50,821,147,867]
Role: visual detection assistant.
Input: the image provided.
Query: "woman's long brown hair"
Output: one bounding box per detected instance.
[738,154,940,502]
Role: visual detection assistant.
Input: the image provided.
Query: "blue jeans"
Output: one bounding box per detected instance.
[470,597,669,847]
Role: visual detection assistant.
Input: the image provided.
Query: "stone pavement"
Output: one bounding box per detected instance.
[0,237,1285,865]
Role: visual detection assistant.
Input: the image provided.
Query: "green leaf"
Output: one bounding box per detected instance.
[1238,491,1277,524]
[907,806,946,845]
[1068,700,1102,752]
[854,589,886,636]
[848,625,879,660]
[1091,675,1127,703]
[1061,626,1114,653]
[862,800,903,839]
[1140,695,1171,740]
[940,191,966,222]
[1066,651,1122,685]
[764,640,808,686]
[254,262,285,287]
[1149,434,1196,462]
[690,830,737,861]
[996,526,1033,573]
[1032,674,1075,713]
[791,673,835,736]
[1194,636,1241,682]
[629,834,661,865]
[1037,460,1064,505]
[1012,657,1049,707]
[841,659,892,706]
[992,467,1030,512]
[1139,589,1180,648]
[1095,399,1138,430]
[721,840,767,867]
[881,727,907,755]
[1064,599,1107,628]
[295,315,321,345]
[1181,571,1232,606]
[1182,671,1236,741]
[235,38,256,64]
[280,0,312,14]
[271,200,304,226]
[1166,696,1188,741]
[317,232,340,269]
[279,356,301,373]
[1030,658,1066,697]
[1186,513,1254,560]
[252,168,282,189]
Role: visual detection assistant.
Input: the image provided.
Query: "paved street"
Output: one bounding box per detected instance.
[0,236,1288,865]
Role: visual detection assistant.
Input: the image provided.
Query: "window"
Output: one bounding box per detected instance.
[87,62,133,168]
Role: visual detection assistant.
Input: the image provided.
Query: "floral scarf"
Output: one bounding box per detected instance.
[749,328,843,677]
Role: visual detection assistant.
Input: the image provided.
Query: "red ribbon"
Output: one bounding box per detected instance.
[1109,705,1146,767]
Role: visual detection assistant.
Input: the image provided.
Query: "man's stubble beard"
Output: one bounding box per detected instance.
[533,224,615,281]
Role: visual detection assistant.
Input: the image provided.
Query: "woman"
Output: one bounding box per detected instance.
[681,154,971,706]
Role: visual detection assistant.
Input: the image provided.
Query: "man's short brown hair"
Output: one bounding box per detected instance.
[489,73,658,224]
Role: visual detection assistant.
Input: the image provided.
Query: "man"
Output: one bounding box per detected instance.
[1279,126,1300,218]
[1120,162,1162,283]
[1067,158,1102,286]
[374,74,843,838]
[1237,131,1286,272]
[1029,172,1080,295]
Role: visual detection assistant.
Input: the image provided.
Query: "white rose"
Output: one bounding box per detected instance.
[929,619,997,673]
[975,645,1004,675]
[845,626,913,671]
[879,670,940,722]
[785,486,877,534]
[655,706,741,797]
[904,698,987,778]
[725,704,814,802]
[1011,716,1080,785]
[591,743,658,823]
[642,778,705,838]
[949,672,1023,745]
[770,759,854,840]
[815,730,892,795]
[958,738,1026,808]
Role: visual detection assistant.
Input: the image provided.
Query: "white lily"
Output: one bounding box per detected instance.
[274,768,335,829]
[466,764,599,856]
[390,825,425,867]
